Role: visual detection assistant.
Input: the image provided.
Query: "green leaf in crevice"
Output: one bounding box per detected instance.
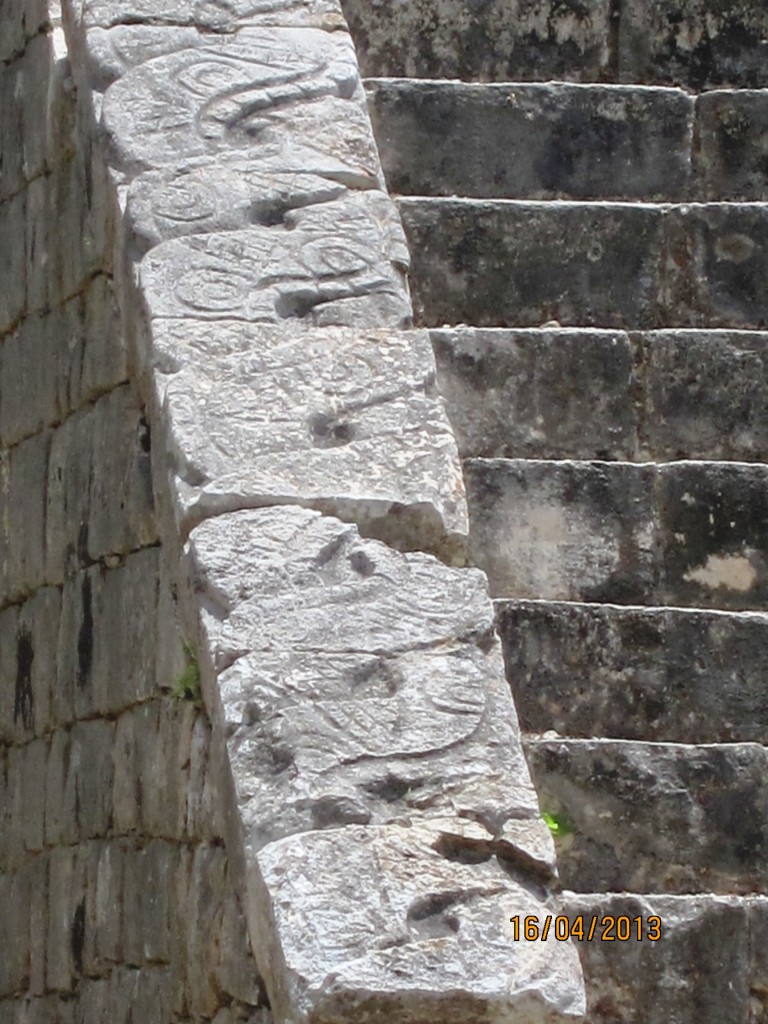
[172,644,201,703]
[542,810,573,837]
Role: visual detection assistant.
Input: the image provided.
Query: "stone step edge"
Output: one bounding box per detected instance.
[467,456,768,471]
[364,77,768,102]
[524,736,768,753]
[494,596,768,622]
[433,326,768,338]
[399,196,768,211]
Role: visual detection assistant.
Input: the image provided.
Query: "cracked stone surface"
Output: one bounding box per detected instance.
[75,0,346,31]
[138,193,411,327]
[188,505,548,859]
[250,823,585,1024]
[150,320,466,559]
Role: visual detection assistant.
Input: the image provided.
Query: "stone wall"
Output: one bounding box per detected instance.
[0,6,270,1021]
[1,1,585,1022]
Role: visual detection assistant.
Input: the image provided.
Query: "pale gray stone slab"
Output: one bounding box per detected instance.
[151,320,464,559]
[250,823,585,1024]
[76,0,346,31]
[2,430,50,603]
[99,28,363,174]
[126,147,381,252]
[189,507,553,872]
[140,194,410,327]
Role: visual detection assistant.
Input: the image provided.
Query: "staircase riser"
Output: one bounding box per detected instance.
[563,894,768,1024]
[527,739,768,894]
[466,459,768,608]
[497,600,768,743]
[401,200,768,330]
[433,328,768,462]
[343,0,768,90]
[370,83,768,202]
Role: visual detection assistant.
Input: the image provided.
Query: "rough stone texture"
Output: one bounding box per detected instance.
[401,199,768,330]
[150,320,466,559]
[77,0,346,30]
[139,194,411,328]
[431,327,768,462]
[250,823,585,1024]
[562,893,768,1024]
[528,738,768,895]
[184,505,585,1021]
[696,90,768,200]
[368,81,694,201]
[466,458,768,608]
[497,600,768,744]
[618,0,768,90]
[340,0,612,82]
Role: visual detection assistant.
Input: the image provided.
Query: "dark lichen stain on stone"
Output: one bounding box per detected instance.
[71,899,86,975]
[14,627,34,730]
[77,574,94,689]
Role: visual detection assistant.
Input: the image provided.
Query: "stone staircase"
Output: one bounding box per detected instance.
[341,1,768,1020]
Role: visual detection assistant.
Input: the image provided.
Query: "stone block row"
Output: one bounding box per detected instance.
[0,840,261,1019]
[186,504,584,1022]
[60,4,588,1020]
[527,738,768,896]
[0,384,157,606]
[562,893,768,1024]
[0,275,127,449]
[342,0,768,91]
[368,81,768,202]
[0,694,239,876]
[401,199,768,331]
[498,600,768,745]
[432,328,768,463]
[466,458,768,609]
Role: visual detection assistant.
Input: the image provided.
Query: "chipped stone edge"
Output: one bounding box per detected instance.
[59,3,586,1021]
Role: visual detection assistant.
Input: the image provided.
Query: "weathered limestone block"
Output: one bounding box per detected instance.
[618,0,768,90]
[467,458,768,608]
[401,199,768,330]
[0,191,27,335]
[179,505,588,1016]
[0,0,49,65]
[82,840,124,972]
[400,199,668,330]
[45,385,157,587]
[0,587,59,744]
[341,0,611,82]
[139,194,410,328]
[122,840,175,967]
[112,701,197,839]
[637,329,768,461]
[431,328,637,460]
[46,845,87,992]
[0,33,54,201]
[0,870,30,997]
[368,81,694,201]
[433,327,768,462]
[528,738,768,894]
[188,506,548,859]
[696,90,768,200]
[150,320,464,559]
[563,893,768,1024]
[498,601,768,744]
[251,823,585,1024]
[74,0,345,31]
[1,431,49,603]
[98,28,362,173]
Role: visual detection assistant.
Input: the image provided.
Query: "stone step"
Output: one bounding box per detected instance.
[400,199,768,330]
[560,892,768,1024]
[367,81,694,202]
[432,328,768,463]
[465,458,768,608]
[342,0,768,91]
[368,81,768,202]
[525,738,768,895]
[496,599,768,744]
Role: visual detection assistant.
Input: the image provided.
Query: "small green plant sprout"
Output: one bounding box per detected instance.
[542,810,573,838]
[172,644,201,703]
